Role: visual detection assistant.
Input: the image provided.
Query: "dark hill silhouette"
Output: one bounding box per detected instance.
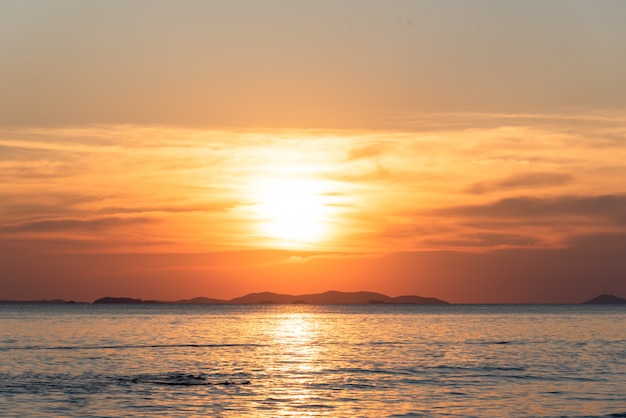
[392,295,447,304]
[229,291,294,304]
[213,290,447,305]
[582,294,626,304]
[175,297,228,305]
[2,291,448,305]
[0,299,79,304]
[93,297,162,304]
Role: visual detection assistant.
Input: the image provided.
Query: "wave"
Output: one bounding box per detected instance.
[0,371,253,394]
[120,372,251,386]
[0,343,263,351]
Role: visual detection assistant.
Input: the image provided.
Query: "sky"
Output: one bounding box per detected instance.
[1,0,626,303]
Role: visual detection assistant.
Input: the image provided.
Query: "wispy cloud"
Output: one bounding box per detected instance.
[2,114,626,254]
[435,194,626,224]
[467,172,574,194]
[0,216,155,233]
[346,142,389,161]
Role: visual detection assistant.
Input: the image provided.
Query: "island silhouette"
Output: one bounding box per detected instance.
[3,292,626,305]
[582,294,626,304]
[93,291,448,305]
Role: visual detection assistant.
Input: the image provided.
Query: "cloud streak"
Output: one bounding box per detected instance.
[467,172,574,194]
[1,113,626,254]
[0,216,155,233]
[435,194,626,224]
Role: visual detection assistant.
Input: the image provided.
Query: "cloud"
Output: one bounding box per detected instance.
[435,194,626,225]
[566,232,626,252]
[346,142,388,161]
[467,172,574,194]
[422,232,540,248]
[0,235,176,254]
[96,203,239,216]
[333,164,431,184]
[387,194,626,251]
[0,192,105,219]
[0,216,156,233]
[277,252,376,264]
[2,119,626,254]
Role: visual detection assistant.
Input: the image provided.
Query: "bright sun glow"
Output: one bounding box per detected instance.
[250,175,333,248]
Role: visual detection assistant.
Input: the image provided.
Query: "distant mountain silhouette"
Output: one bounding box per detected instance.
[0,299,80,304]
[6,293,626,305]
[2,291,448,305]
[391,295,446,304]
[582,294,626,304]
[228,290,447,305]
[93,297,162,304]
[88,291,448,305]
[175,297,228,305]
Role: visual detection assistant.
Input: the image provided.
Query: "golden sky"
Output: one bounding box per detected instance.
[2,1,626,302]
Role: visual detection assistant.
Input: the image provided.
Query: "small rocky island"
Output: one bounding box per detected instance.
[582,294,626,304]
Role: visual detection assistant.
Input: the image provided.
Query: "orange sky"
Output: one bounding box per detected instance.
[2,1,626,302]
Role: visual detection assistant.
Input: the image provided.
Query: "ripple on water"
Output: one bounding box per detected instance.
[1,304,625,417]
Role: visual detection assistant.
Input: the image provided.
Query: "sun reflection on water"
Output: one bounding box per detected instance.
[261,309,331,416]
[3,306,625,416]
[270,311,321,371]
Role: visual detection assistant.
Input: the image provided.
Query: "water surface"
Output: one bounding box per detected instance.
[1,304,625,417]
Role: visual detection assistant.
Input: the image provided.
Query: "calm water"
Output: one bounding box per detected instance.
[0,304,625,417]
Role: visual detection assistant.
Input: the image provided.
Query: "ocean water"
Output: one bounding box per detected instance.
[0,304,624,417]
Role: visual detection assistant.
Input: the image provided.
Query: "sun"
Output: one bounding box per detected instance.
[250,176,333,248]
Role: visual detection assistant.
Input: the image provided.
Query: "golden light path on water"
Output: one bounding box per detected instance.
[2,304,626,416]
[265,311,325,415]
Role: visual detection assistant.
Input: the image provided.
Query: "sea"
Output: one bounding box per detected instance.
[0,304,624,417]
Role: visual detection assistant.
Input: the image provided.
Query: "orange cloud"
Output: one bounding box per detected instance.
[2,114,626,255]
